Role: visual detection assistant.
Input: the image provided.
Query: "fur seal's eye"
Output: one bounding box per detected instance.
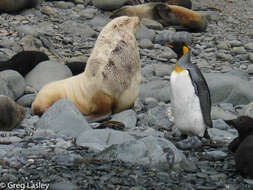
[113,24,117,28]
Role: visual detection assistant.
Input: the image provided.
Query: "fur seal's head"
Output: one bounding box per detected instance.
[226,116,253,141]
[106,16,140,34]
[226,116,253,153]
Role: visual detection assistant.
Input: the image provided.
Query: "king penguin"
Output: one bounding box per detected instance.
[170,43,212,137]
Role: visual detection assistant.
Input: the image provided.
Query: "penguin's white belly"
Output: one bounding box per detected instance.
[170,70,206,137]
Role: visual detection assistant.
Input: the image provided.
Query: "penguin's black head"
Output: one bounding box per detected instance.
[169,42,189,59]
[169,42,191,72]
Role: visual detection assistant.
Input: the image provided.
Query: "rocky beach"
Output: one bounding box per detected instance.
[0,0,253,189]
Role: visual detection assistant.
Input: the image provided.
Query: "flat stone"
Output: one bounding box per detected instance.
[207,128,236,145]
[0,70,25,100]
[141,18,163,30]
[35,99,91,138]
[231,47,247,54]
[111,109,137,129]
[16,94,36,107]
[203,151,228,161]
[154,31,192,45]
[139,80,171,103]
[139,39,154,49]
[136,24,155,41]
[25,60,72,91]
[76,128,136,152]
[213,119,231,130]
[204,73,253,105]
[61,20,97,38]
[245,42,253,50]
[93,0,128,10]
[96,136,188,170]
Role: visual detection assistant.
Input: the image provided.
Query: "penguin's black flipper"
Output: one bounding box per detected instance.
[0,51,49,76]
[188,64,213,128]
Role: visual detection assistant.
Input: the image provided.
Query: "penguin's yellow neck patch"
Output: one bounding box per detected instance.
[174,64,185,73]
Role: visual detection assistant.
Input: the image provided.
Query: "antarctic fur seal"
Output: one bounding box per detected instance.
[226,116,253,153]
[225,116,253,178]
[0,95,26,131]
[0,51,49,77]
[110,3,207,32]
[0,0,40,13]
[32,16,141,122]
[234,135,253,179]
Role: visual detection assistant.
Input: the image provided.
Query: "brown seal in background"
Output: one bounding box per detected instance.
[110,3,207,32]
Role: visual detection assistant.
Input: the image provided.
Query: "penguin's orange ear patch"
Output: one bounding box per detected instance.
[183,46,189,56]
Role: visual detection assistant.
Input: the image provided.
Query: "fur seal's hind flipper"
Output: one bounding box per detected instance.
[0,51,49,76]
